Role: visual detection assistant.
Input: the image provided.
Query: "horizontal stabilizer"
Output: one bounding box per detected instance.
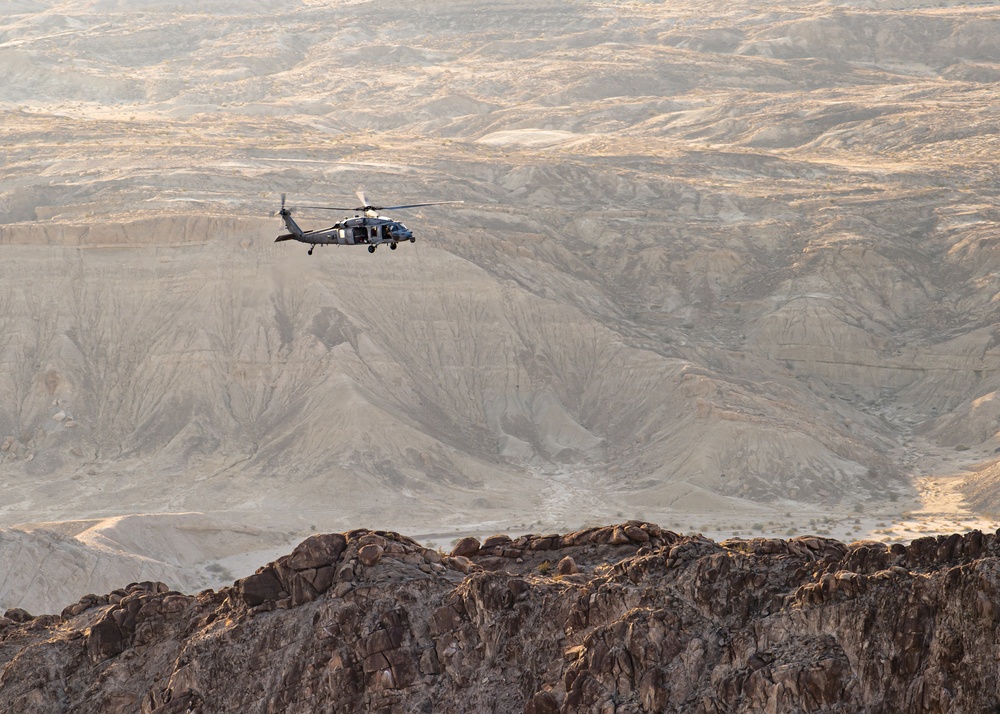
[275,233,297,242]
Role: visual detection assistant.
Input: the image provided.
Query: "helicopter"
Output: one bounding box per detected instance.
[274,191,462,255]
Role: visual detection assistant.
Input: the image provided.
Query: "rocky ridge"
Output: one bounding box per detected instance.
[1,523,999,713]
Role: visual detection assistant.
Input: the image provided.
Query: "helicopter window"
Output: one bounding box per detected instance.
[371,227,378,237]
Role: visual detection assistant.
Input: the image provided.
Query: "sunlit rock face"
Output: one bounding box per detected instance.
[2,525,1000,713]
[1,0,999,613]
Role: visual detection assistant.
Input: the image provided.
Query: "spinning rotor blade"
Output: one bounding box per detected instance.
[299,205,364,212]
[380,201,464,210]
[296,197,465,212]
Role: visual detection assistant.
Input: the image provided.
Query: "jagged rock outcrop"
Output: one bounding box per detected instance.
[1,523,999,713]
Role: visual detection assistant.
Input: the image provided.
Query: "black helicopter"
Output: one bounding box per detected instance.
[275,191,462,255]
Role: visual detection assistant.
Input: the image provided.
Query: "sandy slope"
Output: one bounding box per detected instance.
[0,0,999,612]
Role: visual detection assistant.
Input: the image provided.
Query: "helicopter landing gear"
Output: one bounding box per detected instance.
[308,246,314,255]
[410,237,415,243]
[368,245,376,253]
[389,242,397,250]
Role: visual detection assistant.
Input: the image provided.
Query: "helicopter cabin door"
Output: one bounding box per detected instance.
[351,226,367,244]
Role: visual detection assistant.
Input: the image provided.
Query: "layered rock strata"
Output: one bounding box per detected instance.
[1,523,998,713]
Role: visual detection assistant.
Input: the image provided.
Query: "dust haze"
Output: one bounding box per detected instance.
[2,0,999,613]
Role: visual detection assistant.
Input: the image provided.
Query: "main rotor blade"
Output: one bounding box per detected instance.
[299,205,362,212]
[296,200,465,212]
[379,201,465,210]
[356,189,368,208]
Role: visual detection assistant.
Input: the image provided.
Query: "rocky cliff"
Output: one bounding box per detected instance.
[2,523,998,713]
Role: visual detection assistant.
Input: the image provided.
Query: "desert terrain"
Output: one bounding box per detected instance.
[1,0,999,613]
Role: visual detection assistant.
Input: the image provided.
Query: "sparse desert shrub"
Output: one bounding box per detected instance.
[538,560,552,575]
[206,563,233,580]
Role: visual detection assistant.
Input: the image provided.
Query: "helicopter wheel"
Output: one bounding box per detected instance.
[308,247,314,255]
[368,245,376,253]
[390,242,397,250]
[410,237,415,243]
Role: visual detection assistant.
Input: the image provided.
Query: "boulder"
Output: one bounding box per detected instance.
[450,537,481,558]
[557,556,579,575]
[287,533,348,570]
[358,544,384,567]
[482,534,513,549]
[4,608,33,623]
[238,569,284,607]
[86,616,127,662]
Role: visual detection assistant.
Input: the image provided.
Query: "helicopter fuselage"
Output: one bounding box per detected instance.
[276,212,413,250]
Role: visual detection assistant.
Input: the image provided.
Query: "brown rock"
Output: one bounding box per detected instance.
[86,616,127,662]
[527,535,559,551]
[609,527,630,545]
[561,529,598,548]
[526,691,560,714]
[309,565,336,593]
[476,556,508,571]
[445,555,473,573]
[432,604,465,635]
[290,575,321,607]
[450,537,480,558]
[419,647,441,675]
[335,561,356,582]
[4,608,33,623]
[237,569,283,607]
[624,525,650,543]
[385,542,407,556]
[357,533,389,549]
[287,533,348,570]
[557,556,579,575]
[358,544,385,566]
[482,534,512,549]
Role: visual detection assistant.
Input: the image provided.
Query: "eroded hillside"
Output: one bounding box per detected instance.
[0,0,999,612]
